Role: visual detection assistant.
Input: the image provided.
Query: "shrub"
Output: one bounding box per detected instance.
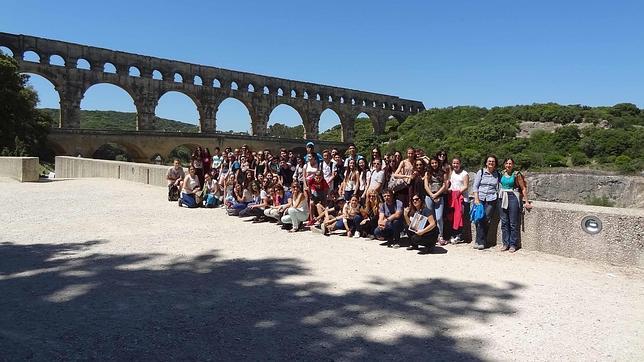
[586,196,615,207]
[544,153,568,167]
[570,151,589,166]
[615,155,636,173]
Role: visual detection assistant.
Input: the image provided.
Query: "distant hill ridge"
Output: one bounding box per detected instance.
[39,108,199,132]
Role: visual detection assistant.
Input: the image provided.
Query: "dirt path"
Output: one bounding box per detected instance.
[1,178,642,361]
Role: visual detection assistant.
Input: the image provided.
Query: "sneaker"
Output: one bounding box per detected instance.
[407,245,419,251]
[509,246,517,253]
[500,245,509,251]
[449,236,457,245]
[320,223,328,235]
[311,225,323,234]
[353,232,361,239]
[178,198,182,207]
[474,244,484,250]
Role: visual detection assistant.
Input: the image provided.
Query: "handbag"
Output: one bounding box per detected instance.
[469,203,486,224]
[387,175,409,192]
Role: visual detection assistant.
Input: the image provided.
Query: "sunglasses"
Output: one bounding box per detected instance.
[412,198,421,201]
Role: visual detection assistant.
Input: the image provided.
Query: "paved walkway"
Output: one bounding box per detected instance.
[1,178,643,361]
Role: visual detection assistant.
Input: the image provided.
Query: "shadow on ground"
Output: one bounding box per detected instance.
[0,240,523,361]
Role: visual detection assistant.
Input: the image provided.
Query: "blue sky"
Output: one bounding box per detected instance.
[2,0,643,132]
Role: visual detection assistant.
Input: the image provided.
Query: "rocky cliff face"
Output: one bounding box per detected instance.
[465,171,643,209]
[526,173,644,208]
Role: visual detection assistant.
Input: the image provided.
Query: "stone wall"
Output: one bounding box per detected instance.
[526,173,644,209]
[55,156,172,187]
[0,157,40,182]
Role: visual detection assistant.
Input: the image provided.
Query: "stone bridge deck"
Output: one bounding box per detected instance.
[1,177,642,360]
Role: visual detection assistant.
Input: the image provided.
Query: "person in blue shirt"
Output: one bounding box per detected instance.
[303,141,323,164]
[343,143,364,167]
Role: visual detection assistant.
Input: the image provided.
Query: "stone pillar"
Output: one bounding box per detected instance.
[58,83,84,128]
[371,114,385,135]
[340,114,356,143]
[302,110,321,140]
[198,104,218,133]
[250,107,269,136]
[135,92,159,131]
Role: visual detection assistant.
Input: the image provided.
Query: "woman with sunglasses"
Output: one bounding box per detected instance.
[405,194,438,253]
[358,190,381,238]
[280,182,309,232]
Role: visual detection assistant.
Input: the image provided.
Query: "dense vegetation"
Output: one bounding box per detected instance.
[39,109,200,132]
[319,104,644,173]
[0,54,54,157]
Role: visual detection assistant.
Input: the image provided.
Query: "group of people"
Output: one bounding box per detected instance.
[165,142,533,253]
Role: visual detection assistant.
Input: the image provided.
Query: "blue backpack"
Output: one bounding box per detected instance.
[470,203,486,224]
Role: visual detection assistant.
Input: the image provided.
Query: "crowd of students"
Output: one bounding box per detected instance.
[166,142,533,253]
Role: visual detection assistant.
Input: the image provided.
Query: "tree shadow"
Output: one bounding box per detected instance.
[0,240,523,361]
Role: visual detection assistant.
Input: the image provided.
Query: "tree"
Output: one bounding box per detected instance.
[0,53,53,157]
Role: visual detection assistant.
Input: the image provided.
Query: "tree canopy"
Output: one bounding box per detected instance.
[0,53,54,157]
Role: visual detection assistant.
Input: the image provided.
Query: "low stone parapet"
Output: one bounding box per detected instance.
[0,157,40,182]
[55,156,173,187]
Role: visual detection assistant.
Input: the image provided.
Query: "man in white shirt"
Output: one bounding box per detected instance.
[367,159,384,194]
[321,149,337,192]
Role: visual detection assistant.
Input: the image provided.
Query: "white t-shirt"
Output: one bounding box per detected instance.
[449,169,469,201]
[183,175,200,193]
[368,169,384,191]
[321,161,336,188]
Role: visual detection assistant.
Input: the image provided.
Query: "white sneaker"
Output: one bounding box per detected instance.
[450,236,457,244]
[353,232,361,238]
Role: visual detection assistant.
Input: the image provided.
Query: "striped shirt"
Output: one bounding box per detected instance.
[473,169,500,202]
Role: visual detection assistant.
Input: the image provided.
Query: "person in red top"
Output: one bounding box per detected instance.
[307,170,329,225]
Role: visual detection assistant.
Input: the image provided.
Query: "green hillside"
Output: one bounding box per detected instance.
[319,103,643,173]
[39,108,199,132]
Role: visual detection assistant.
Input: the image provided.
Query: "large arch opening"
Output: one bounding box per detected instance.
[215,97,252,134]
[167,143,201,166]
[22,73,60,124]
[81,83,137,130]
[92,142,136,162]
[0,46,14,57]
[268,104,305,139]
[155,91,200,132]
[318,108,342,141]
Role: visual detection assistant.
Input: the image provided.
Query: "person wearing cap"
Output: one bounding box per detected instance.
[304,141,323,164]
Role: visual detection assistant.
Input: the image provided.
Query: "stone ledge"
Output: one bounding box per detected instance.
[0,157,40,182]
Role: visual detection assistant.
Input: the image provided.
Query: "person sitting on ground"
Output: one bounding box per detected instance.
[342,195,363,238]
[280,182,308,232]
[312,197,345,236]
[179,166,201,208]
[166,159,185,201]
[226,183,252,216]
[202,172,221,208]
[239,182,272,218]
[404,194,438,253]
[374,189,404,246]
[223,173,237,208]
[307,170,329,225]
[358,189,381,238]
[264,184,287,222]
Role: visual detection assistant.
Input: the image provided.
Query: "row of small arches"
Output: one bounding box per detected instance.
[1,46,419,113]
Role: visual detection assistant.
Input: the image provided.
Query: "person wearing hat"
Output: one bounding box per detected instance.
[304,141,323,165]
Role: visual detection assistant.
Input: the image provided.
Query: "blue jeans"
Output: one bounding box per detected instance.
[499,193,520,247]
[374,218,403,241]
[475,199,497,247]
[345,214,362,234]
[425,195,444,238]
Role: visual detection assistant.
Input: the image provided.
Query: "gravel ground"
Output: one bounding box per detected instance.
[1,178,643,361]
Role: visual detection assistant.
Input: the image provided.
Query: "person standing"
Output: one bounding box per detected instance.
[447,157,469,244]
[472,155,500,250]
[498,158,533,252]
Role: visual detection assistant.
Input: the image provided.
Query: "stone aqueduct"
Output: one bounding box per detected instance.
[0,32,425,160]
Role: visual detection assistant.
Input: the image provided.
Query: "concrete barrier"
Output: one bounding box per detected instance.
[55,156,173,187]
[0,157,40,182]
[54,156,644,268]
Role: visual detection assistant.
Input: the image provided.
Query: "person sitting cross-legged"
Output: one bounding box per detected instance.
[374,189,404,246]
